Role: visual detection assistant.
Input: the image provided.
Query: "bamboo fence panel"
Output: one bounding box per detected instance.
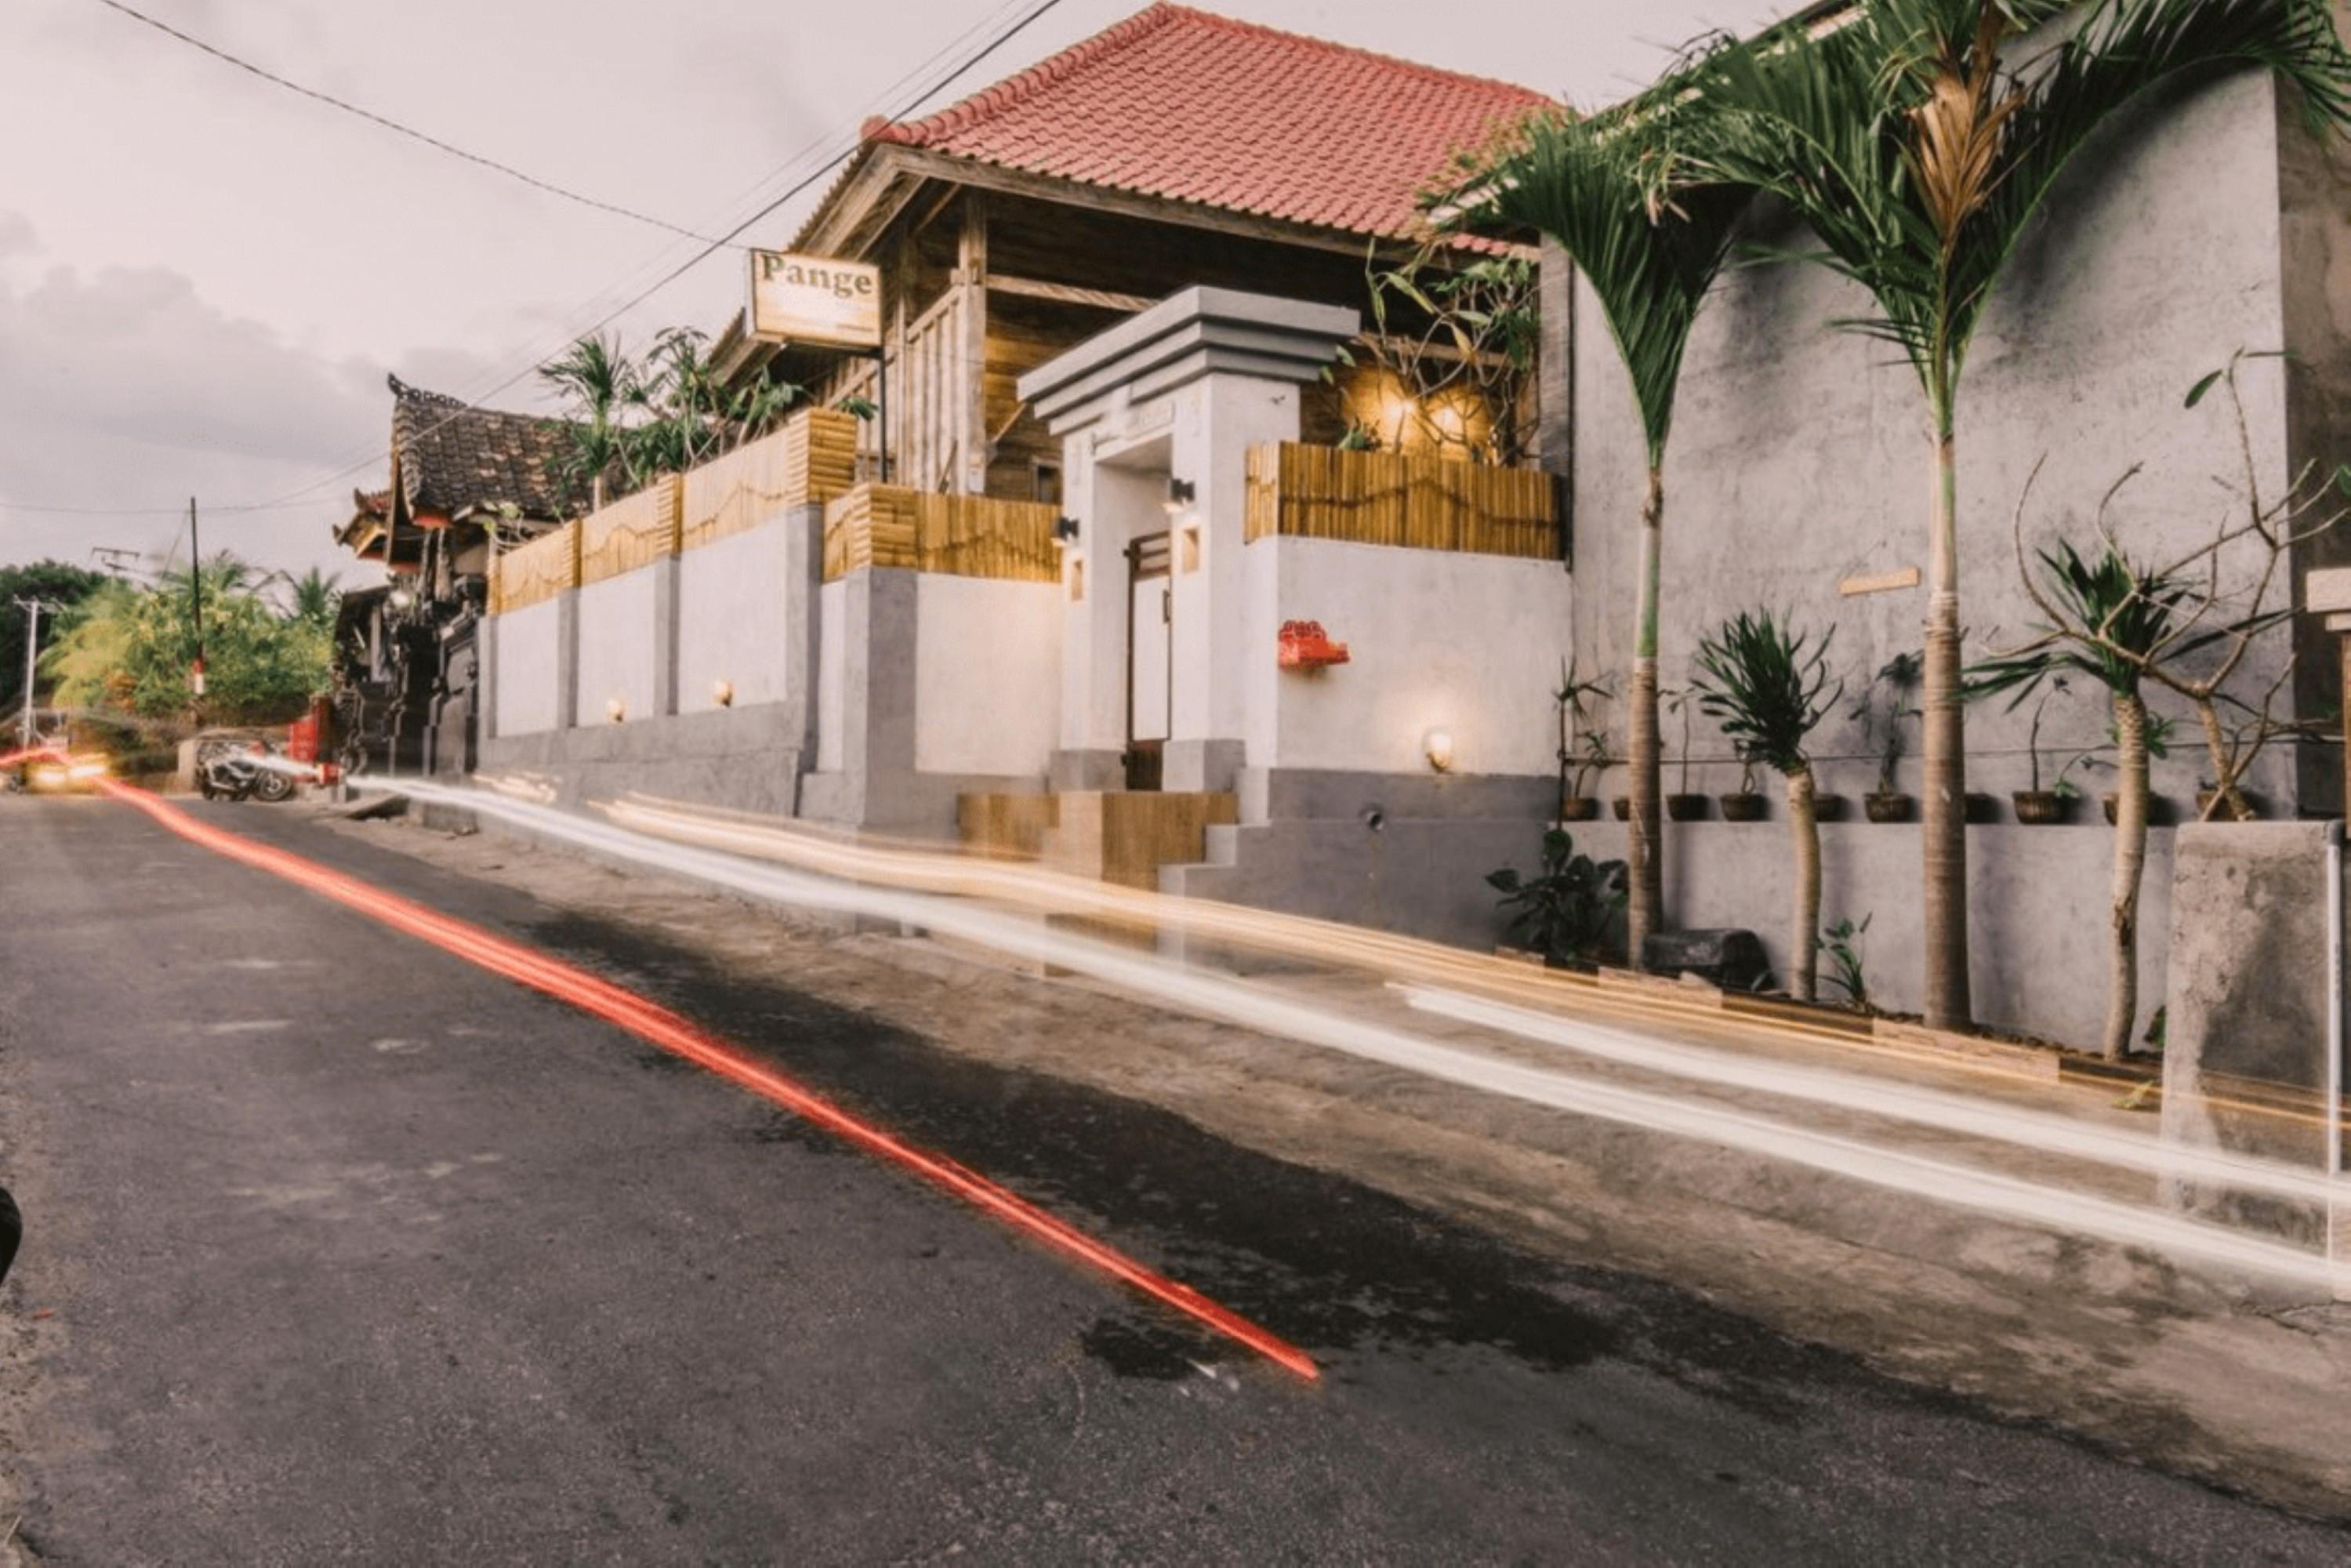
[1241,441,1560,561]
[679,408,858,550]
[823,484,1059,584]
[491,521,580,614]
[579,476,681,584]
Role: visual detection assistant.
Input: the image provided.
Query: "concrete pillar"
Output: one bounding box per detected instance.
[782,503,825,764]
[2159,820,2346,1288]
[478,612,499,743]
[841,568,920,825]
[554,588,580,731]
[651,554,681,717]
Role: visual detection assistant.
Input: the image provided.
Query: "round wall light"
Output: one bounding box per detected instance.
[1422,728,1455,774]
[606,696,627,724]
[713,677,735,708]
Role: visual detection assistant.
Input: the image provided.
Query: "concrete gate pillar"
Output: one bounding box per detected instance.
[1017,286,1359,794]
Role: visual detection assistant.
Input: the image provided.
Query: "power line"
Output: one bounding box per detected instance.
[85,0,730,245]
[219,0,1077,518]
[13,0,1079,531]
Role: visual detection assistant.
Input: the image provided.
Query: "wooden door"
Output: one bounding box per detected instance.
[1124,531,1172,791]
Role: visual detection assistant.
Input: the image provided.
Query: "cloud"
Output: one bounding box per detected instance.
[0,256,486,579]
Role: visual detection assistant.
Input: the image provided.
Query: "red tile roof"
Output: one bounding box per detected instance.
[860,3,1553,241]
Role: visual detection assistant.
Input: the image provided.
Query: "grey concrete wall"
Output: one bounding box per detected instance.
[478,702,804,818]
[1167,815,1545,953]
[574,568,660,728]
[1555,64,2324,1047]
[1575,815,2172,1054]
[1567,67,2301,818]
[677,517,793,716]
[492,597,562,737]
[797,567,1049,839]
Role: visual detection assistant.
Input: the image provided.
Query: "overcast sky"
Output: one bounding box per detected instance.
[0,0,1793,583]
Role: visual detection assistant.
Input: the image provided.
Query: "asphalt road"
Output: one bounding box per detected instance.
[1,792,2345,1566]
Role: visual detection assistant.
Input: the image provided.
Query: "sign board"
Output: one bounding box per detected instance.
[748,250,882,350]
[1838,565,1921,597]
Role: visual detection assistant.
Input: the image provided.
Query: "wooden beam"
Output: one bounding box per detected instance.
[876,145,1393,262]
[958,192,989,494]
[987,274,1158,314]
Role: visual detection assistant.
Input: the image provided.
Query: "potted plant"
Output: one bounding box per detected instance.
[1663,686,1709,821]
[1565,731,1614,822]
[1852,652,1921,823]
[1486,828,1630,967]
[1718,758,1769,822]
[1555,658,1614,822]
[1693,609,1844,1000]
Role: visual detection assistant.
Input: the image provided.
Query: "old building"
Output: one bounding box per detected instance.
[709,1,1555,495]
[334,376,581,775]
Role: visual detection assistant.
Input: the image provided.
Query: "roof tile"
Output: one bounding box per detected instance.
[864,2,1549,241]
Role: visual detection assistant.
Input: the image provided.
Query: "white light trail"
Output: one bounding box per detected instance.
[362,778,2351,1297]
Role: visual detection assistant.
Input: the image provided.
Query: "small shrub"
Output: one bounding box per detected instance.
[1487,829,1628,966]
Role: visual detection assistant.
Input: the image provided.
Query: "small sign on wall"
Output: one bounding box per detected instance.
[1838,565,1921,597]
[747,251,882,350]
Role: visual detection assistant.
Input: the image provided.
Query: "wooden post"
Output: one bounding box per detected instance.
[2308,568,2351,817]
[958,193,989,496]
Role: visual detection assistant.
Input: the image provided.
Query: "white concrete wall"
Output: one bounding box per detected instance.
[677,521,789,714]
[493,597,561,738]
[815,577,847,773]
[1244,535,1573,778]
[573,568,660,728]
[1172,377,1304,754]
[914,574,1061,777]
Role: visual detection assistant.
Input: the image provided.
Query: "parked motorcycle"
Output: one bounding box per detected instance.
[196,737,297,803]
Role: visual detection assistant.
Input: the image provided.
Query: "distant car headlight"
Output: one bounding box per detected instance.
[29,765,67,789]
[66,758,108,780]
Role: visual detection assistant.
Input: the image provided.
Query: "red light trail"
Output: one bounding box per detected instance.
[93,780,1319,1381]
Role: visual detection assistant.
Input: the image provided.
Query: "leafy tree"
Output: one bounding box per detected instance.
[1970,539,2189,1057]
[1466,98,1754,971]
[0,559,107,713]
[44,554,330,725]
[1693,611,1842,1000]
[1682,0,2351,1029]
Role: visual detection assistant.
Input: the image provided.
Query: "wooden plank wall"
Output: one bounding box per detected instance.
[490,521,580,613]
[1243,442,1560,561]
[822,484,1060,583]
[678,408,858,550]
[579,476,681,584]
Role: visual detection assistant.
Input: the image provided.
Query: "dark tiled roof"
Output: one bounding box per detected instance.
[858,3,1553,241]
[388,375,583,523]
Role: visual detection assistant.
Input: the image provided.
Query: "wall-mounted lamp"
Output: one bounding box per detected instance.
[712,678,735,709]
[1054,514,1081,542]
[607,696,627,724]
[1423,728,1455,775]
[1163,477,1196,515]
[387,586,416,611]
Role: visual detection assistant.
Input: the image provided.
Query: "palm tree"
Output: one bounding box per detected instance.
[1468,103,1754,969]
[288,568,341,627]
[539,333,644,507]
[1685,0,2351,1029]
[1693,611,1842,1000]
[1970,541,2198,1055]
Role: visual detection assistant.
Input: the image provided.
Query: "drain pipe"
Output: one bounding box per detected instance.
[2331,821,2345,1297]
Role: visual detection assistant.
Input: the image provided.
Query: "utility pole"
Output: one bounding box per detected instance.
[14,597,58,749]
[187,496,206,713]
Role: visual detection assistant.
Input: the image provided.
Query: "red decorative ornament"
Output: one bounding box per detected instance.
[1278,619,1350,669]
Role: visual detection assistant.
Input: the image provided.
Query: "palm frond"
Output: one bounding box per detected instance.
[1465,107,1755,462]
